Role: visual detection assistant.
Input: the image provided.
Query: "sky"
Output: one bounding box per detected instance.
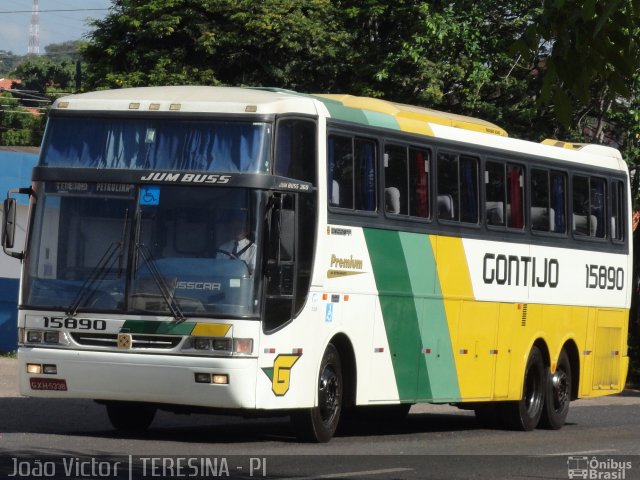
[0,0,111,55]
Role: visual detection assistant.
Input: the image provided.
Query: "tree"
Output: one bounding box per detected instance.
[10,56,76,94]
[83,0,348,90]
[0,51,23,77]
[332,0,555,140]
[44,40,85,63]
[0,92,46,146]
[516,0,640,127]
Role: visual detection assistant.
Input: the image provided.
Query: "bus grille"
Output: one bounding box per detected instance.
[70,332,182,349]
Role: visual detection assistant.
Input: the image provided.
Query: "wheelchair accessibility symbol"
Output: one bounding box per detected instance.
[140,186,160,205]
[325,303,333,323]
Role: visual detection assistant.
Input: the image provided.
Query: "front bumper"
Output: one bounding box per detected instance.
[18,348,258,409]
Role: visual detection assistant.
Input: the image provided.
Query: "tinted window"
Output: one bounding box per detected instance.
[437,152,478,224]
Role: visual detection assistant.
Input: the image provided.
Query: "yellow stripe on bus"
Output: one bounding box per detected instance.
[191,323,232,337]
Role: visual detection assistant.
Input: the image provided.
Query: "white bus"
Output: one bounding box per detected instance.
[2,87,630,442]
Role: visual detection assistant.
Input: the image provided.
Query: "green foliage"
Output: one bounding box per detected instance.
[44,40,86,63]
[11,56,77,94]
[83,0,347,90]
[516,0,640,127]
[0,92,46,146]
[0,50,22,77]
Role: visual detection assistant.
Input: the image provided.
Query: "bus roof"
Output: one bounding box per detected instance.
[311,93,508,137]
[52,86,626,174]
[52,86,320,116]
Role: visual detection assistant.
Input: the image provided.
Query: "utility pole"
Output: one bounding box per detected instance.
[28,0,40,55]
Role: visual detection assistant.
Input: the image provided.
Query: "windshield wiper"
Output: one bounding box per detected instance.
[66,208,130,316]
[135,243,186,322]
[66,241,122,316]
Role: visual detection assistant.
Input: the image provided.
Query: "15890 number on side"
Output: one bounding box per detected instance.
[585,264,624,290]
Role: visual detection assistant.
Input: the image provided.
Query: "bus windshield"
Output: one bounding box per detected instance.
[40,116,272,173]
[24,183,266,318]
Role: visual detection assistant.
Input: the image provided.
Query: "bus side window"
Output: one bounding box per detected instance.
[328,135,353,208]
[459,155,479,224]
[384,144,408,215]
[485,161,505,226]
[591,177,607,238]
[611,180,625,242]
[437,152,479,224]
[437,153,458,221]
[328,134,376,211]
[275,119,317,185]
[354,138,377,211]
[531,168,551,232]
[506,164,524,228]
[486,161,524,229]
[409,147,430,218]
[573,175,606,238]
[532,169,567,234]
[550,171,567,234]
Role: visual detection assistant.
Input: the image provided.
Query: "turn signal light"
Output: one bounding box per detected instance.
[233,338,253,354]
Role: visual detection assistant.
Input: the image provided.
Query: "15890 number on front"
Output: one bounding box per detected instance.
[43,317,107,330]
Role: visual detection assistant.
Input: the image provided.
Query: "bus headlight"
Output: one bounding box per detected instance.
[194,338,211,350]
[186,336,252,355]
[24,329,64,345]
[44,331,60,344]
[213,338,232,351]
[26,330,43,343]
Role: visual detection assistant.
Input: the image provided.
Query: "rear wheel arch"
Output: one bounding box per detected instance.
[329,333,357,409]
[561,339,580,401]
[533,338,551,370]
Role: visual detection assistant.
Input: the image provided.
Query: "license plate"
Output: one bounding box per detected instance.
[30,378,68,391]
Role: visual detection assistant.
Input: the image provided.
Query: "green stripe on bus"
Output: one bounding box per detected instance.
[120,320,195,335]
[399,232,461,401]
[364,228,425,401]
[364,229,461,402]
[361,110,399,130]
[323,102,371,125]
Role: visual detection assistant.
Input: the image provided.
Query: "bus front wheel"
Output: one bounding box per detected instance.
[105,401,156,434]
[540,349,572,429]
[502,346,545,431]
[292,343,343,442]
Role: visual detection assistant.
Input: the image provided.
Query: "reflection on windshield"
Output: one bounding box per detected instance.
[24,183,265,318]
[41,117,271,173]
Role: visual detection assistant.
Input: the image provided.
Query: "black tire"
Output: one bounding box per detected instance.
[105,401,156,434]
[539,349,572,429]
[292,344,343,442]
[501,346,545,431]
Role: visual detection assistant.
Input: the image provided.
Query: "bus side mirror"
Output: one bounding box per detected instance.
[3,187,32,261]
[3,198,17,249]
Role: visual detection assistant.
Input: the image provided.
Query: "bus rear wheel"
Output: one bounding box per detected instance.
[540,349,572,429]
[105,401,156,434]
[292,343,343,442]
[501,346,545,431]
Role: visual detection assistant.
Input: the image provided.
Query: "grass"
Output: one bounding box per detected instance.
[0,351,17,359]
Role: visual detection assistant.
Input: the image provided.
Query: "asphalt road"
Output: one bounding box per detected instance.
[1,358,639,479]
